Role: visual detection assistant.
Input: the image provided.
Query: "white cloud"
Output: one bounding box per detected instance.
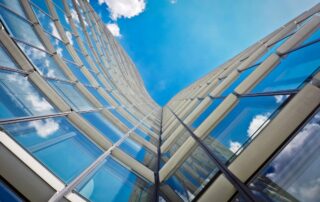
[247,113,270,138]
[49,22,61,40]
[229,141,242,154]
[106,23,121,37]
[274,95,289,103]
[26,94,55,112]
[98,0,146,20]
[28,119,59,138]
[170,0,177,4]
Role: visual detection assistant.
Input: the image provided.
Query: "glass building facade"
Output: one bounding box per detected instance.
[0,1,319,202]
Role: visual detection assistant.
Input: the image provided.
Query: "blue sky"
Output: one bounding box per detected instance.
[90,0,318,106]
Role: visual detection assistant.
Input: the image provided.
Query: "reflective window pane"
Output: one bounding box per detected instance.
[246,110,320,202]
[31,6,62,40]
[0,8,44,49]
[220,67,257,96]
[191,98,223,130]
[164,146,219,200]
[47,34,74,61]
[48,79,94,111]
[0,0,27,18]
[66,61,91,85]
[0,178,25,202]
[0,70,57,119]
[110,109,134,129]
[2,117,102,183]
[119,138,157,170]
[86,86,110,107]
[81,111,123,143]
[251,42,320,93]
[0,43,19,69]
[204,95,289,163]
[76,156,153,202]
[17,42,68,80]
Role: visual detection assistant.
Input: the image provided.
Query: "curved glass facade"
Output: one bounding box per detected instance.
[0,1,319,202]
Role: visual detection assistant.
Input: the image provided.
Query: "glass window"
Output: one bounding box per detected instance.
[110,109,134,129]
[119,138,157,170]
[0,7,44,49]
[81,111,123,143]
[162,128,190,158]
[76,156,153,202]
[0,43,19,69]
[299,24,320,46]
[65,61,91,85]
[76,50,93,70]
[220,67,257,96]
[52,3,72,33]
[0,178,25,202]
[17,42,68,80]
[253,36,288,65]
[30,0,50,14]
[46,34,74,61]
[31,6,62,40]
[0,70,58,119]
[251,41,320,93]
[204,95,289,163]
[190,98,223,130]
[0,0,26,18]
[85,86,110,107]
[244,110,320,202]
[133,127,152,142]
[2,117,102,183]
[48,79,94,111]
[164,146,219,200]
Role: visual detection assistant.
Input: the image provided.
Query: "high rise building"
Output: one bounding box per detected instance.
[0,0,319,202]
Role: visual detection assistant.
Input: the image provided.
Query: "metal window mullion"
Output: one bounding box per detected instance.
[0,112,70,125]
[154,108,163,202]
[167,107,261,202]
[48,109,158,202]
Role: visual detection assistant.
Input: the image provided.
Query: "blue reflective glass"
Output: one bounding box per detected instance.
[164,128,190,158]
[0,0,26,18]
[0,178,24,202]
[253,36,288,65]
[0,7,44,49]
[17,42,68,80]
[164,147,218,200]
[81,111,123,143]
[110,109,134,129]
[299,24,320,46]
[30,0,50,14]
[53,3,72,33]
[47,34,73,61]
[0,43,18,69]
[0,70,57,119]
[163,175,188,201]
[76,50,93,70]
[134,127,152,142]
[252,41,320,93]
[119,138,157,170]
[31,6,62,40]
[220,67,257,96]
[204,95,289,163]
[191,98,223,129]
[48,80,94,111]
[2,117,102,183]
[76,157,152,202]
[85,86,110,107]
[66,61,91,85]
[247,110,320,201]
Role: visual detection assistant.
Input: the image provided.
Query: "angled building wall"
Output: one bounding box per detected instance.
[0,0,320,202]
